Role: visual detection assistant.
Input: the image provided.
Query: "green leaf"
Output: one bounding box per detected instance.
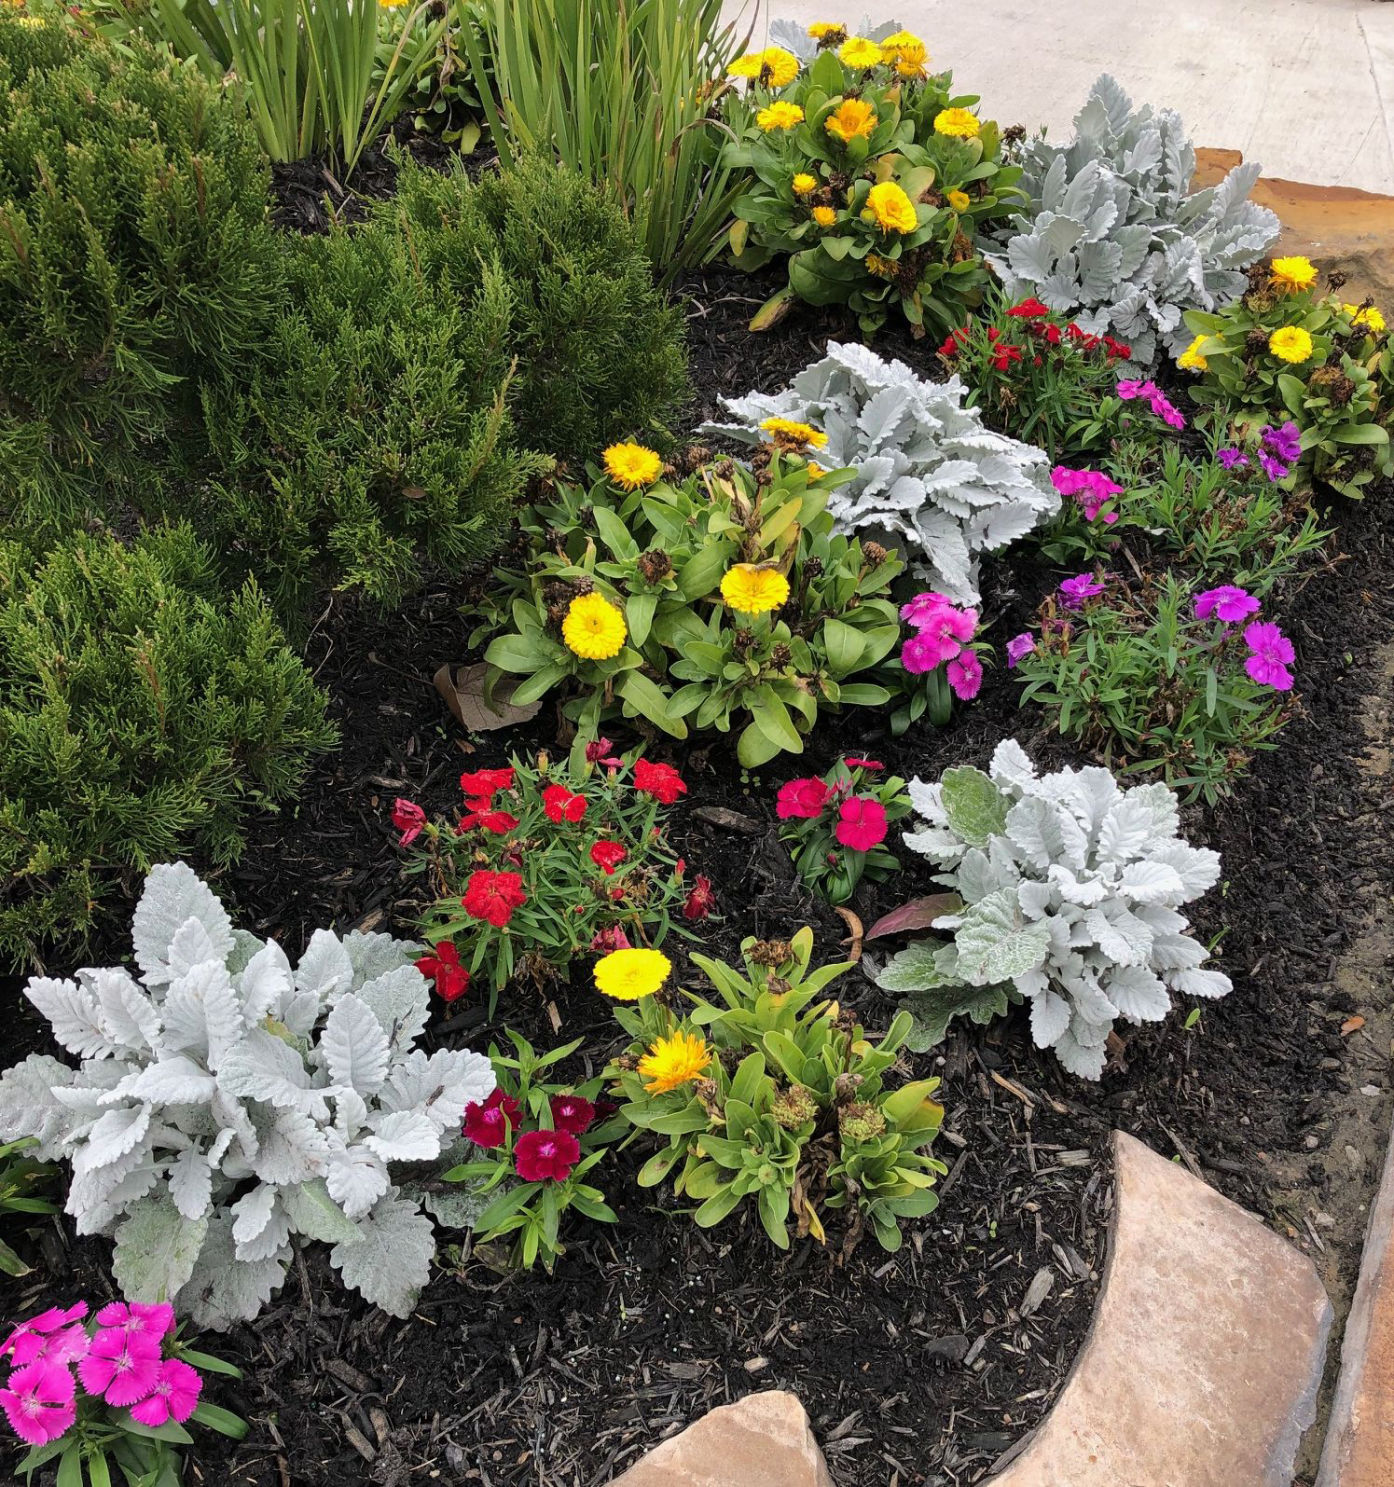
[112,1199,206,1303]
[484,633,551,674]
[940,767,1009,848]
[747,690,803,754]
[875,939,955,992]
[626,591,658,649]
[1331,422,1389,445]
[737,717,785,768]
[821,617,865,675]
[676,542,732,600]
[55,1445,82,1487]
[191,1402,249,1441]
[506,663,569,707]
[617,670,687,737]
[899,982,1014,1051]
[592,506,639,560]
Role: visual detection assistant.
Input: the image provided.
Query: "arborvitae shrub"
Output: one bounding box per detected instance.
[0,17,279,537]
[0,527,339,971]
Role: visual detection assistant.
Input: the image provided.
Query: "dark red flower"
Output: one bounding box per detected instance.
[633,759,686,804]
[683,875,716,922]
[459,767,515,801]
[549,1094,596,1135]
[1040,322,1062,346]
[1103,335,1131,360]
[459,797,519,835]
[1008,297,1051,319]
[938,326,969,358]
[843,757,884,771]
[835,796,889,852]
[584,737,615,763]
[589,925,631,952]
[590,840,628,875]
[990,344,1023,372]
[776,777,830,820]
[415,941,470,1002]
[542,784,587,824]
[514,1128,580,1183]
[392,799,426,847]
[463,1087,521,1149]
[462,869,528,927]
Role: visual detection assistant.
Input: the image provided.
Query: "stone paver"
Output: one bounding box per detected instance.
[1316,1109,1394,1487]
[607,1391,834,1487]
[990,1131,1332,1487]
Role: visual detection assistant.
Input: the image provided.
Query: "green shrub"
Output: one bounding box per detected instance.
[0,526,338,970]
[0,16,280,538]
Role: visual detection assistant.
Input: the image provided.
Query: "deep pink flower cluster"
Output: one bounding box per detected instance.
[461,1088,596,1182]
[775,762,889,852]
[1116,378,1186,430]
[1257,421,1301,482]
[1192,584,1295,690]
[1051,466,1122,525]
[898,592,982,700]
[0,1302,201,1448]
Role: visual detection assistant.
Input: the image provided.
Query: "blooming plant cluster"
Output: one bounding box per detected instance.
[399,754,700,1008]
[939,296,1133,457]
[598,931,948,1252]
[721,20,1024,336]
[1181,256,1392,497]
[441,1033,621,1272]
[888,590,990,731]
[475,441,904,768]
[0,1298,245,1482]
[775,758,911,905]
[1012,571,1296,800]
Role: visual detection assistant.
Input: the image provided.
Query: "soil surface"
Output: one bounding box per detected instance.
[4,174,1394,1487]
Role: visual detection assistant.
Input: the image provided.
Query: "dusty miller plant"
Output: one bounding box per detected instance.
[987,75,1280,365]
[703,342,1057,606]
[875,740,1231,1078]
[0,864,495,1328]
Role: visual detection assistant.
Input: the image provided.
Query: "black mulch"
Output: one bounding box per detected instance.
[4,190,1394,1487]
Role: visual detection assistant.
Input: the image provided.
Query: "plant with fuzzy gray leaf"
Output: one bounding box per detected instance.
[702,341,1058,606]
[875,739,1230,1077]
[987,75,1279,365]
[0,863,495,1329]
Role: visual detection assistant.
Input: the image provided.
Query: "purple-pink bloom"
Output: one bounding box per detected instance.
[1116,378,1149,401]
[1005,632,1036,668]
[1117,377,1184,428]
[1216,447,1249,470]
[1259,452,1290,483]
[947,651,983,700]
[0,1360,76,1447]
[77,1326,162,1407]
[129,1358,202,1427]
[1194,585,1260,624]
[900,597,976,672]
[1243,621,1296,691]
[94,1302,174,1344]
[1059,573,1105,609]
[1,1304,88,1368]
[1051,466,1123,523]
[1261,420,1301,463]
[898,591,955,629]
[1148,388,1186,429]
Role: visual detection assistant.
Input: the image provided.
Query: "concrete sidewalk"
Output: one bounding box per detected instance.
[725,0,1394,194]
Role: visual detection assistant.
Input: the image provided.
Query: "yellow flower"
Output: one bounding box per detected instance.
[934,107,981,139]
[865,181,918,234]
[805,461,827,479]
[762,47,800,88]
[721,564,791,614]
[638,1029,711,1094]
[1176,335,1209,372]
[807,21,845,41]
[757,101,805,132]
[946,188,971,211]
[603,441,663,490]
[728,52,766,79]
[1268,326,1314,364]
[864,253,890,278]
[811,205,837,227]
[378,0,409,7]
[1344,302,1386,332]
[562,593,627,661]
[824,98,877,143]
[1269,255,1317,293]
[792,172,818,196]
[838,36,884,69]
[881,31,928,76]
[759,416,828,449]
[594,947,671,1001]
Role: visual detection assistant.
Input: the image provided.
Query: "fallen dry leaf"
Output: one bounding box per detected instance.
[691,805,764,834]
[433,662,541,733]
[833,906,863,962]
[1341,1015,1365,1036]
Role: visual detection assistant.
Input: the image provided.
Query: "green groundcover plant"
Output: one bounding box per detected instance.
[0,14,279,540]
[723,22,1023,336]
[477,438,903,769]
[0,528,337,970]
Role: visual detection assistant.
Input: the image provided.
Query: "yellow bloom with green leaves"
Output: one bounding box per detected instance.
[562,593,627,661]
[1176,335,1209,372]
[757,101,805,132]
[946,188,970,212]
[760,417,828,449]
[1268,325,1314,364]
[933,107,980,139]
[638,1029,710,1094]
[1269,255,1317,293]
[881,31,928,76]
[864,181,918,234]
[824,97,877,143]
[792,172,818,196]
[595,947,672,1001]
[1344,302,1386,332]
[838,36,884,69]
[603,441,663,490]
[721,564,792,615]
[811,204,837,227]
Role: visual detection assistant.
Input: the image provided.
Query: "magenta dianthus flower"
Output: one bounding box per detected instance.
[1194,585,1260,625]
[1242,621,1295,691]
[1261,420,1302,464]
[1059,573,1105,609]
[1217,447,1249,471]
[1005,632,1035,668]
[128,1358,202,1428]
[0,1360,77,1447]
[947,651,983,700]
[77,1325,162,1406]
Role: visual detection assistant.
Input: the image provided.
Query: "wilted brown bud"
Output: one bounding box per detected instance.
[1003,123,1026,144]
[681,444,711,473]
[863,541,888,567]
[748,938,793,969]
[802,556,824,580]
[833,1071,863,1106]
[1326,269,1349,291]
[693,1078,722,1122]
[1244,328,1271,356]
[637,548,673,584]
[773,1085,819,1130]
[766,975,792,997]
[1309,365,1356,405]
[733,627,755,656]
[770,643,792,668]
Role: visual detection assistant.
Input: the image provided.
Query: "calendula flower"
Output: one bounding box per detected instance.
[792,172,818,196]
[760,416,827,449]
[838,36,884,69]
[563,592,627,660]
[638,1029,711,1094]
[811,204,838,227]
[1344,302,1386,332]
[378,0,409,7]
[1268,326,1314,364]
[1177,335,1209,371]
[1269,255,1317,293]
[824,97,877,143]
[807,21,845,41]
[933,107,980,139]
[806,461,826,479]
[762,47,799,87]
[892,39,928,76]
[945,188,970,211]
[594,946,672,1001]
[603,441,662,489]
[864,180,917,234]
[757,101,804,131]
[728,51,766,79]
[721,564,791,614]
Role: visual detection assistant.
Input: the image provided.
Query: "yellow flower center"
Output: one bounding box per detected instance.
[865,181,918,234]
[824,98,878,144]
